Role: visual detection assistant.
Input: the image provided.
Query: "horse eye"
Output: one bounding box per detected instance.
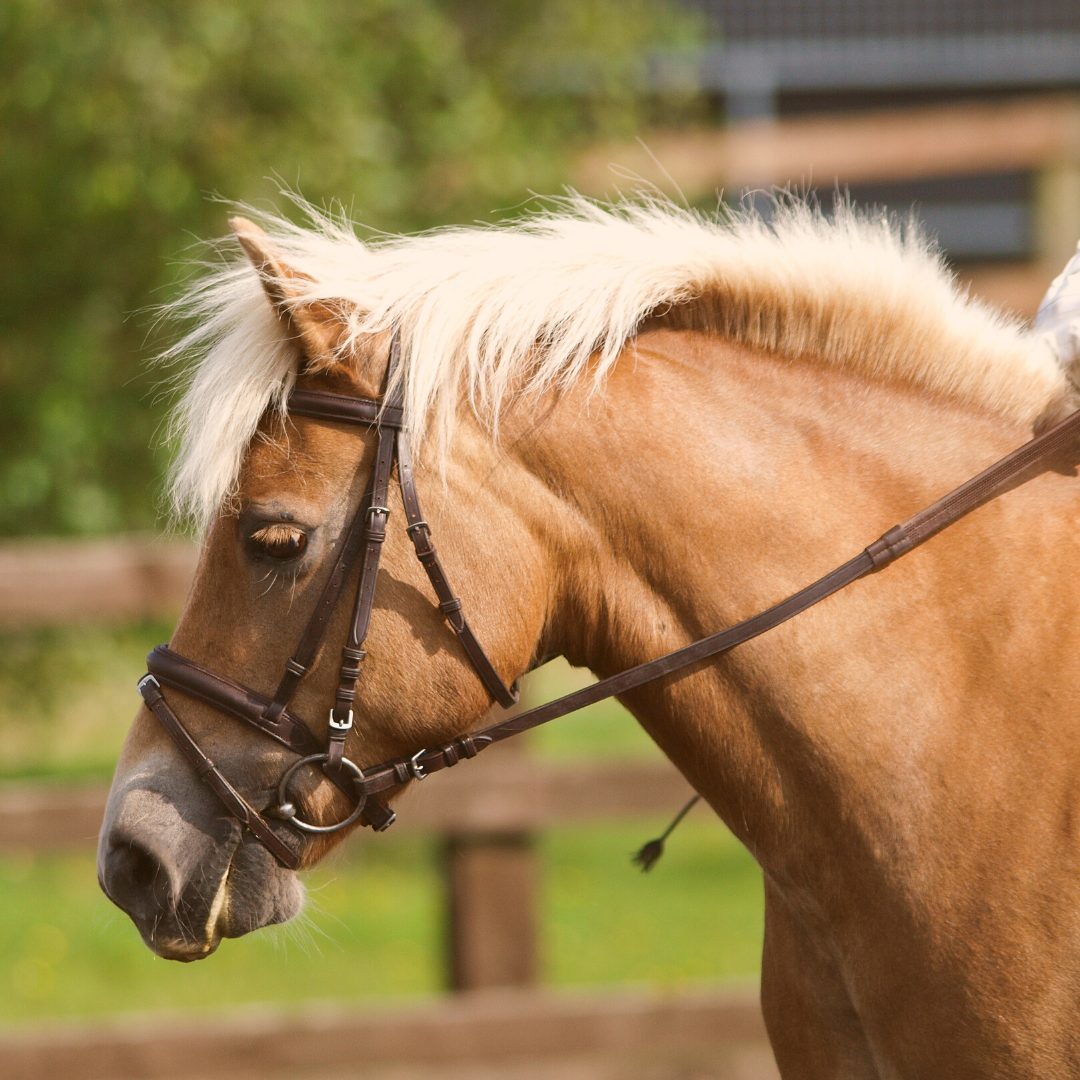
[249,524,308,560]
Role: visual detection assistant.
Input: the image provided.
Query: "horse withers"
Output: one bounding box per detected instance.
[99,201,1080,1078]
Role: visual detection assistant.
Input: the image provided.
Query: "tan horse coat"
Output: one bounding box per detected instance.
[100,210,1080,1078]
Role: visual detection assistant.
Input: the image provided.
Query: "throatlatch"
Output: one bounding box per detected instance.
[139,331,1080,871]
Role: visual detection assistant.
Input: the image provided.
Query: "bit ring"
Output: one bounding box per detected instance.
[273,753,368,834]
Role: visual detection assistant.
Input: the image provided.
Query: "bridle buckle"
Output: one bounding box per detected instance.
[328,708,354,732]
[137,674,161,695]
[409,748,428,780]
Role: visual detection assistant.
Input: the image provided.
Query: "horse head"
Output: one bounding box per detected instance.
[97,220,550,960]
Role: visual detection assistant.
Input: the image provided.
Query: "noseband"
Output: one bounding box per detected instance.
[139,332,1080,871]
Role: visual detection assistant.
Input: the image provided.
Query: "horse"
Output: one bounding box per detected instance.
[98,198,1080,1078]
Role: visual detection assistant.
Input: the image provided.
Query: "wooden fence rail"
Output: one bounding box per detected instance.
[575,95,1080,201]
[0,536,197,627]
[0,984,775,1080]
[575,94,1080,317]
[0,756,696,851]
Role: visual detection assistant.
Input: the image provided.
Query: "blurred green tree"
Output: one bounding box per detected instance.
[0,0,700,536]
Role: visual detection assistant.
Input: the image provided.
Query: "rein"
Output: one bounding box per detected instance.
[138,335,1080,871]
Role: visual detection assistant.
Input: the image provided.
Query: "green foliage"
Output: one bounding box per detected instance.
[0,0,701,537]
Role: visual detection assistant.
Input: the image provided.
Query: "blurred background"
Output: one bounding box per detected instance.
[2,1,1079,1077]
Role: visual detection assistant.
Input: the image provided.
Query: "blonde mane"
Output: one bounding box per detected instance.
[163,197,1066,528]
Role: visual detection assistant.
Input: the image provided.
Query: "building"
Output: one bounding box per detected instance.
[666,0,1080,266]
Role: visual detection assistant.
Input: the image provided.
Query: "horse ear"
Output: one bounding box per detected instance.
[229,216,345,365]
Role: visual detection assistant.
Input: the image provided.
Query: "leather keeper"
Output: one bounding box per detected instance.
[866,525,913,570]
[362,799,396,832]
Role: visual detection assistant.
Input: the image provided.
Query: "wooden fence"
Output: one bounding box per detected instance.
[0,736,771,1079]
[0,984,775,1080]
[0,695,769,1078]
[0,535,197,626]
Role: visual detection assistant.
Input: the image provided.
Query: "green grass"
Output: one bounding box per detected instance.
[544,821,764,986]
[0,838,443,1024]
[0,820,762,1025]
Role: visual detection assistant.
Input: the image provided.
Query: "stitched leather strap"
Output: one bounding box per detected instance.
[146,644,397,831]
[138,675,301,870]
[261,488,377,723]
[397,430,519,708]
[262,363,402,725]
[148,644,324,757]
[326,348,403,770]
[265,334,514,728]
[866,404,1080,567]
[348,550,875,795]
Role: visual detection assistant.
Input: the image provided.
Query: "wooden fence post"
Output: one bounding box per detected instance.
[443,829,538,990]
[440,732,539,992]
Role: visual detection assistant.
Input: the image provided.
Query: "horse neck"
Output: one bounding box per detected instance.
[504,327,1069,862]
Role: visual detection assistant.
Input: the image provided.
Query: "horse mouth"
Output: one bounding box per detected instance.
[198,849,236,956]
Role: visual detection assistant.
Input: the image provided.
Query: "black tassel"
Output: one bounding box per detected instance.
[633,837,666,872]
[632,793,701,872]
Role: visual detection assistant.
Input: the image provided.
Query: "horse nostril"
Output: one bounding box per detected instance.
[125,841,164,893]
[100,834,173,926]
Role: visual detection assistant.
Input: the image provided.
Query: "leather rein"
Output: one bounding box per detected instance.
[138,334,1080,871]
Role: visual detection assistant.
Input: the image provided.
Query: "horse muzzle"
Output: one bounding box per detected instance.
[97,765,303,960]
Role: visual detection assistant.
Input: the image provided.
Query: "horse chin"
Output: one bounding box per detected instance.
[213,838,306,945]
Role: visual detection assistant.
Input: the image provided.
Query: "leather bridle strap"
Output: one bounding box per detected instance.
[325,365,401,772]
[396,430,519,708]
[260,366,405,728]
[146,643,324,758]
[138,674,301,870]
[142,332,515,848]
[343,403,1080,797]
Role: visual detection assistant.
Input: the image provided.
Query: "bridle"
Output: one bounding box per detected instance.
[138,332,517,868]
[138,332,1080,872]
